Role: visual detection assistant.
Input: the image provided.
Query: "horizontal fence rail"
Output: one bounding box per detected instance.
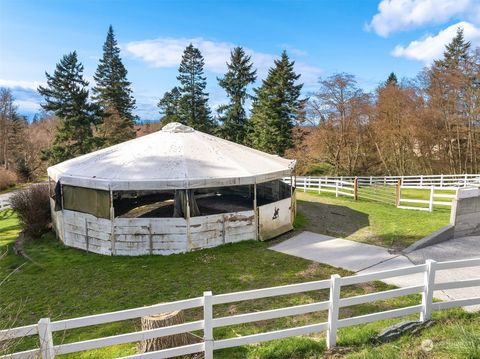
[284,174,480,211]
[0,199,11,211]
[1,258,479,359]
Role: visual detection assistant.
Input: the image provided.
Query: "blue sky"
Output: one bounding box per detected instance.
[1,0,480,120]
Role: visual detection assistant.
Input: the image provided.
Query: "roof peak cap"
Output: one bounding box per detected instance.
[161,122,195,133]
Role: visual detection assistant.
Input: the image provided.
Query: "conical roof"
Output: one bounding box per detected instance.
[47,122,296,191]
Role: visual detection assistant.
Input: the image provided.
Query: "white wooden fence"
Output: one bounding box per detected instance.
[285,174,480,211]
[1,257,479,359]
[0,199,11,211]
[293,174,480,188]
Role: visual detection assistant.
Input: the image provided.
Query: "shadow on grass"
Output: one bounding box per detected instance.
[0,223,22,234]
[297,199,369,238]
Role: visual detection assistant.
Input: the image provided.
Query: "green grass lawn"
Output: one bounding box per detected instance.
[1,209,478,358]
[398,187,457,210]
[296,191,450,249]
[0,210,22,247]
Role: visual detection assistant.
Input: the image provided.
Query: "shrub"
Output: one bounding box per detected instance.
[10,184,51,237]
[15,159,33,182]
[0,168,17,191]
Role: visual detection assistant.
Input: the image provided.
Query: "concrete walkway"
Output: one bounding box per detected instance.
[270,231,480,311]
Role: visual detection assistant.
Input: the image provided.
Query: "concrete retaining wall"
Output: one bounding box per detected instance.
[451,188,480,238]
[403,187,480,253]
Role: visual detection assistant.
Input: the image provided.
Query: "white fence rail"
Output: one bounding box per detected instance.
[0,199,11,211]
[1,258,479,359]
[292,174,480,187]
[285,174,480,211]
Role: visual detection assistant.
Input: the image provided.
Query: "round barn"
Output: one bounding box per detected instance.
[47,122,296,256]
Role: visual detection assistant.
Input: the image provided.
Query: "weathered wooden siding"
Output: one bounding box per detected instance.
[114,217,188,256]
[50,198,64,242]
[189,211,256,250]
[62,210,113,255]
[258,197,293,241]
[52,207,256,256]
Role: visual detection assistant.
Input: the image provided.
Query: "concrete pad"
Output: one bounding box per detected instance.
[407,236,480,264]
[358,256,424,288]
[406,236,480,312]
[270,231,480,311]
[270,231,399,272]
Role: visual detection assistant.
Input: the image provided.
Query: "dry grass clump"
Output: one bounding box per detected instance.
[0,169,17,191]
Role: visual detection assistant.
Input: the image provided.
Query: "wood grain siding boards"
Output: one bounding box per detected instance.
[55,208,258,256]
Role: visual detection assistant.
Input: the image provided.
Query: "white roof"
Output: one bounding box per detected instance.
[47,122,295,191]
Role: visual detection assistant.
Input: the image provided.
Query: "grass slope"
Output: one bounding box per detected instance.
[1,209,477,358]
[0,218,417,358]
[0,210,21,247]
[296,191,450,249]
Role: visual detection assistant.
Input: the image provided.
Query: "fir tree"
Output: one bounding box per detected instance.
[38,51,100,164]
[439,28,471,69]
[158,87,182,125]
[248,51,303,156]
[385,72,398,86]
[217,47,257,144]
[93,25,136,146]
[177,44,213,132]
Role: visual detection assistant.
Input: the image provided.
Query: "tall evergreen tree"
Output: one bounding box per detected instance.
[385,72,398,86]
[93,25,136,146]
[0,88,26,171]
[38,52,100,164]
[158,86,182,125]
[177,44,213,132]
[217,47,257,144]
[248,51,303,156]
[439,28,471,68]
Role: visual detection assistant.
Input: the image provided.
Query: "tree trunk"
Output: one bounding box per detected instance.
[139,311,201,355]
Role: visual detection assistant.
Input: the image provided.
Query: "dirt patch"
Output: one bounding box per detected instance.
[297,262,322,279]
[296,193,369,238]
[323,347,354,358]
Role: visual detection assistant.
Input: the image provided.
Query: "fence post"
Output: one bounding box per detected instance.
[318,178,321,194]
[38,318,55,359]
[303,177,306,192]
[464,174,468,187]
[335,181,339,197]
[327,274,341,349]
[369,176,373,185]
[429,186,434,212]
[203,291,214,359]
[420,260,436,322]
[395,179,401,207]
[353,177,358,201]
[440,174,444,187]
[420,175,424,186]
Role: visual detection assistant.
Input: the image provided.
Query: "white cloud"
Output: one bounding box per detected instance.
[279,44,308,56]
[367,0,477,37]
[391,21,480,63]
[124,37,228,73]
[123,37,321,85]
[0,79,44,91]
[15,100,41,113]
